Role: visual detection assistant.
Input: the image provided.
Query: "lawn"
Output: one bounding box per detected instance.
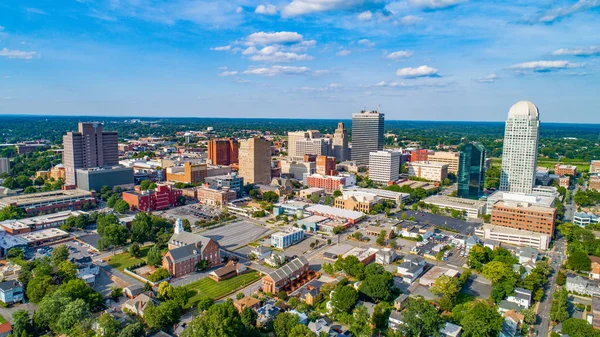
[107,246,151,271]
[184,271,261,308]
[490,157,590,171]
[0,314,6,324]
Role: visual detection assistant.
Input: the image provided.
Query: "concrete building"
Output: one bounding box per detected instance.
[295,138,331,158]
[573,212,599,227]
[305,204,365,224]
[428,152,460,175]
[458,143,486,199]
[475,224,551,250]
[205,172,244,197]
[407,161,448,182]
[239,137,271,184]
[165,162,207,184]
[0,158,9,175]
[423,195,486,218]
[0,189,94,217]
[0,210,87,234]
[316,155,336,176]
[485,190,555,215]
[334,190,380,213]
[305,174,352,193]
[75,166,134,191]
[288,130,320,158]
[207,138,238,165]
[279,159,315,179]
[122,184,182,212]
[271,227,305,248]
[351,110,384,165]
[63,122,119,186]
[369,150,401,184]
[343,187,409,204]
[499,101,540,194]
[332,122,349,162]
[196,186,237,209]
[490,201,556,235]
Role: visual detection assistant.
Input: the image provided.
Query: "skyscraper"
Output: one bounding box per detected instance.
[369,150,401,184]
[208,138,239,165]
[351,110,384,165]
[63,122,118,186]
[499,101,540,194]
[458,143,486,199]
[238,137,271,184]
[0,158,9,175]
[287,130,329,158]
[332,122,349,162]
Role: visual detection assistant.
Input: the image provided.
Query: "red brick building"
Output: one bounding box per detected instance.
[590,176,600,191]
[554,163,577,176]
[316,155,336,176]
[305,174,346,194]
[262,256,309,294]
[122,184,182,212]
[490,201,556,235]
[162,230,221,278]
[410,149,431,162]
[208,138,238,166]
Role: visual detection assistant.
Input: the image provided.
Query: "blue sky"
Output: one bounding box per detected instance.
[0,0,599,122]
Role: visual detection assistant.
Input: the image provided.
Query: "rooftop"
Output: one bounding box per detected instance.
[265,256,309,283]
[477,224,550,239]
[0,189,93,206]
[306,204,364,221]
[423,195,486,209]
[18,228,69,243]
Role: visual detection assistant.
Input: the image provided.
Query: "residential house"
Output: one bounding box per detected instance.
[465,236,481,252]
[0,281,23,305]
[483,239,500,250]
[209,260,247,282]
[257,300,280,325]
[233,296,261,313]
[592,296,600,329]
[499,310,523,337]
[566,274,600,296]
[122,293,154,317]
[308,318,334,336]
[289,310,308,325]
[376,248,397,265]
[451,234,467,249]
[124,284,143,299]
[261,256,310,294]
[250,246,272,261]
[0,322,11,337]
[72,256,100,287]
[264,252,286,268]
[506,288,532,308]
[591,256,600,280]
[394,294,409,311]
[299,285,319,306]
[388,311,404,332]
[440,322,462,337]
[517,247,540,265]
[397,255,427,283]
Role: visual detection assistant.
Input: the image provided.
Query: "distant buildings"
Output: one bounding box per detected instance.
[238,137,271,184]
[0,189,95,217]
[196,186,237,209]
[75,166,134,192]
[0,158,9,175]
[332,122,349,162]
[554,163,577,176]
[351,110,384,165]
[334,190,380,213]
[458,143,486,199]
[63,122,119,186]
[410,149,433,162]
[122,184,182,212]
[407,161,448,182]
[305,173,355,194]
[205,172,244,197]
[279,159,315,179]
[207,138,239,165]
[428,152,460,175]
[369,150,401,184]
[591,175,600,191]
[591,160,600,174]
[287,130,331,158]
[165,162,206,185]
[499,101,540,194]
[316,155,336,176]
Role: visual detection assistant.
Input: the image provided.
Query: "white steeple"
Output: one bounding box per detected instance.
[174,218,185,234]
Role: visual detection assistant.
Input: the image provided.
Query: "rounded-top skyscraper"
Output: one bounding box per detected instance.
[499,101,540,194]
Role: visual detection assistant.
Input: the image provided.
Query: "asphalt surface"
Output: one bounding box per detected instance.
[199,220,274,250]
[535,236,567,337]
[394,210,483,236]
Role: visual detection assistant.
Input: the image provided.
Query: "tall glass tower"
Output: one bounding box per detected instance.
[499,101,540,194]
[458,143,486,199]
[351,110,384,165]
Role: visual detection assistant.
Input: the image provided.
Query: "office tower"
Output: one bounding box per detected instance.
[316,155,336,176]
[351,110,384,165]
[428,152,460,175]
[499,101,540,194]
[0,158,9,174]
[238,137,271,184]
[287,130,329,158]
[63,122,118,186]
[332,122,349,162]
[208,138,239,165]
[369,150,401,183]
[458,143,486,199]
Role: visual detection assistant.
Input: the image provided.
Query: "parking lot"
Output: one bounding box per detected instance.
[395,210,482,235]
[201,221,274,250]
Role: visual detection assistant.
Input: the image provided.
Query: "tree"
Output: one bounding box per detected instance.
[110,287,123,301]
[331,285,358,314]
[107,194,121,208]
[182,218,192,232]
[97,313,121,337]
[7,247,24,260]
[118,321,145,337]
[129,242,141,258]
[101,223,129,255]
[0,205,26,221]
[562,318,598,337]
[55,298,91,334]
[51,244,70,266]
[521,307,537,325]
[130,212,152,243]
[460,301,503,337]
[431,275,461,311]
[371,303,390,329]
[278,290,288,300]
[400,297,443,337]
[196,297,215,312]
[482,261,514,284]
[550,287,569,322]
[144,300,183,331]
[350,305,372,337]
[376,230,387,246]
[26,275,56,303]
[289,324,317,337]
[114,200,130,213]
[274,312,300,337]
[333,189,342,197]
[261,191,279,203]
[57,261,78,282]
[147,245,162,267]
[241,306,258,327]
[140,180,151,191]
[557,271,567,286]
[567,250,591,271]
[182,301,245,337]
[11,310,33,337]
[359,270,393,302]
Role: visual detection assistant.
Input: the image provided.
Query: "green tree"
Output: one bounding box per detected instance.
[359,270,393,302]
[11,310,33,337]
[567,250,591,271]
[144,300,183,331]
[118,321,145,337]
[331,285,358,314]
[562,318,598,337]
[57,261,78,282]
[431,275,461,311]
[55,298,91,334]
[460,301,503,337]
[140,180,151,191]
[0,205,26,221]
[182,218,192,232]
[130,212,152,243]
[289,324,318,337]
[241,306,258,327]
[482,261,514,284]
[550,287,569,322]
[114,199,130,213]
[349,305,372,337]
[400,297,444,337]
[106,194,121,208]
[147,245,162,267]
[371,303,390,329]
[97,313,121,337]
[274,312,300,337]
[129,242,141,258]
[100,223,129,255]
[51,244,70,266]
[110,287,123,301]
[261,191,280,203]
[196,297,215,312]
[521,307,537,325]
[26,275,56,303]
[182,301,245,337]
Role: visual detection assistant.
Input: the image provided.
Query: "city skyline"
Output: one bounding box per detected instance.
[1,1,599,122]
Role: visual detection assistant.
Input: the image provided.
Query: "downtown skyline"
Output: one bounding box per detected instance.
[0,0,599,122]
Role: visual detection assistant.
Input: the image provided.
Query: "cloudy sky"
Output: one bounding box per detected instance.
[1,0,599,122]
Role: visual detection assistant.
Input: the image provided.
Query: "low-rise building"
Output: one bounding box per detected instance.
[257,300,280,325]
[334,190,380,213]
[397,255,427,283]
[261,257,310,294]
[122,293,154,317]
[506,288,532,308]
[517,247,540,264]
[555,163,577,176]
[271,227,305,248]
[590,175,600,191]
[419,266,460,287]
[342,247,380,265]
[440,322,463,337]
[428,151,460,175]
[590,256,600,280]
[0,189,95,217]
[305,174,350,193]
[566,274,600,296]
[0,210,87,234]
[388,311,404,332]
[122,184,182,212]
[0,281,23,305]
[490,201,556,236]
[574,212,599,227]
[376,248,397,265]
[305,204,364,225]
[233,296,261,313]
[250,246,272,261]
[475,224,551,250]
[298,187,325,199]
[208,260,247,282]
[196,186,237,209]
[205,172,244,197]
[423,195,486,219]
[407,161,448,182]
[343,186,409,204]
[165,162,206,184]
[559,176,570,188]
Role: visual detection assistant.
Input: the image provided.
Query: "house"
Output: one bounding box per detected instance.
[265,252,286,268]
[566,274,600,296]
[0,322,11,337]
[388,311,404,332]
[517,247,540,264]
[499,310,523,337]
[0,281,23,305]
[394,294,409,311]
[289,310,308,324]
[465,236,481,252]
[257,300,280,325]
[250,246,272,260]
[419,266,460,287]
[397,255,427,283]
[592,296,600,329]
[124,284,143,299]
[376,248,397,265]
[451,234,467,249]
[507,288,532,308]
[72,256,100,286]
[483,239,500,250]
[308,318,334,336]
[298,285,319,306]
[261,256,310,294]
[440,322,462,337]
[591,256,600,280]
[208,260,247,282]
[122,293,154,317]
[233,296,261,313]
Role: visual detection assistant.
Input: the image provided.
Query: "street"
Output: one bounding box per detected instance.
[535,235,566,337]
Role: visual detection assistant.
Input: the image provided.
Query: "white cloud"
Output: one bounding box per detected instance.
[358,11,373,21]
[219,71,238,76]
[358,39,375,47]
[376,81,406,87]
[298,83,344,92]
[336,49,351,56]
[552,46,600,56]
[396,65,439,78]
[508,60,584,72]
[26,8,47,15]
[409,0,467,9]
[255,4,278,15]
[89,9,116,21]
[538,0,600,23]
[211,45,232,51]
[250,46,313,62]
[0,48,38,60]
[387,50,413,59]
[247,31,304,45]
[243,65,311,76]
[236,6,244,13]
[242,46,258,55]
[475,73,497,83]
[397,15,423,25]
[282,0,382,17]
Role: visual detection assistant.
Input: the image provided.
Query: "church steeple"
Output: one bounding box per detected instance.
[174,218,185,234]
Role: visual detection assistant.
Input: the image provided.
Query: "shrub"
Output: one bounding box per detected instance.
[147,268,170,282]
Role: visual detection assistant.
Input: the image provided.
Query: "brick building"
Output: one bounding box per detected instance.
[196,186,237,209]
[490,201,556,236]
[410,149,432,162]
[165,162,207,184]
[0,190,95,217]
[208,138,239,165]
[305,174,347,194]
[262,256,310,294]
[122,184,182,212]
[316,156,336,176]
[554,163,577,176]
[590,176,600,191]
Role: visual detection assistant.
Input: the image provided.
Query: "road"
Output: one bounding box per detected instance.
[535,235,566,337]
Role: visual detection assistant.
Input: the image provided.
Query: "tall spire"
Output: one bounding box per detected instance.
[174,218,185,234]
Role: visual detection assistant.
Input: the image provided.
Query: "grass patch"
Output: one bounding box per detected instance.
[107,246,151,271]
[184,271,261,308]
[491,157,590,171]
[0,314,6,324]
[456,292,476,305]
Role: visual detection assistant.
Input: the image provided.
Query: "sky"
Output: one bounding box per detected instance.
[0,0,599,122]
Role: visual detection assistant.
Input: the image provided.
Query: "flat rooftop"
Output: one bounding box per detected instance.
[344,187,410,200]
[324,244,354,256]
[19,228,69,243]
[0,189,92,206]
[424,195,486,209]
[306,204,364,221]
[477,224,550,238]
[487,190,554,208]
[493,200,556,213]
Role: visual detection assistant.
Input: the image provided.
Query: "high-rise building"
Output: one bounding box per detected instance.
[238,137,271,184]
[316,156,336,176]
[332,122,349,162]
[0,158,9,174]
[499,101,540,194]
[458,143,486,199]
[63,122,119,186]
[369,150,401,184]
[351,110,384,165]
[207,138,238,165]
[287,130,331,158]
[428,152,460,175]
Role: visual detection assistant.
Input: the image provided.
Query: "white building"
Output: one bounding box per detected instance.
[407,161,448,182]
[271,227,305,248]
[423,195,486,218]
[369,150,401,184]
[499,101,540,194]
[475,224,551,250]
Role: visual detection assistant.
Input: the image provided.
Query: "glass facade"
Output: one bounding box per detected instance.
[458,143,486,199]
